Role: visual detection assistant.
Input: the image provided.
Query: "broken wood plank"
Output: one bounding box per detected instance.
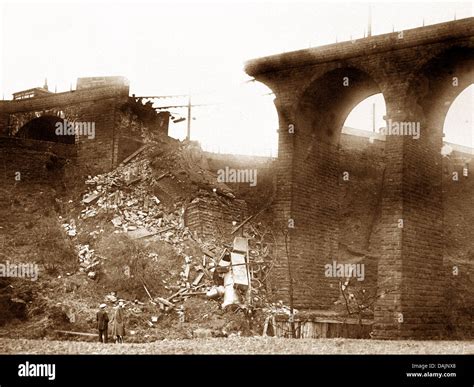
[182,291,207,296]
[201,247,216,258]
[120,144,149,166]
[156,226,174,234]
[231,252,249,288]
[125,175,142,186]
[217,248,228,262]
[156,172,170,181]
[166,288,187,302]
[55,330,96,337]
[155,297,174,307]
[231,215,253,235]
[231,204,273,235]
[142,282,157,305]
[233,237,249,254]
[201,266,212,279]
[192,272,204,286]
[127,228,156,240]
[82,192,101,204]
[195,264,212,280]
[183,264,190,280]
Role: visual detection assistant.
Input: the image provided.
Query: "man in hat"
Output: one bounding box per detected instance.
[96,304,109,343]
[111,301,126,344]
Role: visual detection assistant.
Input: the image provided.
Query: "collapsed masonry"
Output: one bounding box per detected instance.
[0,77,171,176]
[59,135,290,330]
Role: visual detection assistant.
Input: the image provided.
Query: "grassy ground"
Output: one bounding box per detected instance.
[0,337,472,355]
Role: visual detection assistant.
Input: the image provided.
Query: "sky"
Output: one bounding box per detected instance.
[0,0,472,155]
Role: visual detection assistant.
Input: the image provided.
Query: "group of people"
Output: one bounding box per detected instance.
[96,301,126,344]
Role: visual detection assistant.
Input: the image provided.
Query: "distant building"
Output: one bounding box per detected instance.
[76,76,129,90]
[12,79,52,100]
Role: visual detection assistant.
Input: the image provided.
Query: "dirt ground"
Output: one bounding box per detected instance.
[0,337,472,355]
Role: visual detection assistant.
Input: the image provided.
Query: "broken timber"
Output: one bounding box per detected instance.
[119,144,150,166]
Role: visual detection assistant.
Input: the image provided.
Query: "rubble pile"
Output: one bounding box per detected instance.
[81,157,183,237]
[61,219,77,237]
[136,232,278,327]
[56,137,290,337]
[78,140,246,245]
[76,244,103,279]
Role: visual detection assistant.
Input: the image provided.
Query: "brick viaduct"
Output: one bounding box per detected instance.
[245,18,474,339]
[0,82,169,176]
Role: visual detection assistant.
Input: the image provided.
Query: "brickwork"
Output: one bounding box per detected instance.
[0,137,75,186]
[0,84,130,175]
[245,18,474,338]
[184,197,247,242]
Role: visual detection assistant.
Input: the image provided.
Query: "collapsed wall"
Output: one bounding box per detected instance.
[184,196,247,241]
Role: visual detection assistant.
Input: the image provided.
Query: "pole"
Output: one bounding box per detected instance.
[368,4,372,37]
[186,95,191,140]
[372,102,376,132]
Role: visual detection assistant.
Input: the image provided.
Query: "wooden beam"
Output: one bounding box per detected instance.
[55,330,96,337]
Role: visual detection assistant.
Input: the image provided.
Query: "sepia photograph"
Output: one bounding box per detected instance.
[0,0,472,384]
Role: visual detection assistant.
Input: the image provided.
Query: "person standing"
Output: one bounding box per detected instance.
[111,301,126,344]
[96,304,109,343]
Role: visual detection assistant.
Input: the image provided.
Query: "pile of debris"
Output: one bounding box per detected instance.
[78,141,245,246]
[81,168,195,252]
[61,219,77,237]
[76,244,103,279]
[59,137,290,335]
[147,232,276,317]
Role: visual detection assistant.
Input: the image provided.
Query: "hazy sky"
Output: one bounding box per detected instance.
[1,0,472,154]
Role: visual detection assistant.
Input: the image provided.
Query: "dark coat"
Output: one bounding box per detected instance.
[111,308,125,337]
[97,309,109,330]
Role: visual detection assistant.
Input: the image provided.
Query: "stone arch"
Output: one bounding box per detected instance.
[295,67,386,150]
[9,108,79,137]
[15,115,75,144]
[406,46,474,143]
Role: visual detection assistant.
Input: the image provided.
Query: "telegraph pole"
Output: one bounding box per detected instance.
[186,95,191,140]
[368,4,372,37]
[372,102,376,132]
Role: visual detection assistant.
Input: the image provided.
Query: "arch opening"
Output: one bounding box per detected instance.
[409,46,474,143]
[343,94,387,136]
[443,84,473,150]
[15,116,75,144]
[296,67,384,147]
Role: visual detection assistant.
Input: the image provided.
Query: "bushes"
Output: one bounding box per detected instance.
[0,279,28,326]
[94,233,180,300]
[30,217,77,275]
